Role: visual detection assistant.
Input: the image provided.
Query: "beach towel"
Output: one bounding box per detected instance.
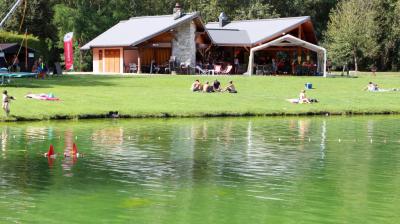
[26,93,60,101]
[287,99,300,104]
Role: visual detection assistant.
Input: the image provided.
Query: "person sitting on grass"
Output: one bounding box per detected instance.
[224,81,237,93]
[191,80,202,92]
[203,82,214,93]
[2,90,15,116]
[213,80,222,92]
[299,90,310,104]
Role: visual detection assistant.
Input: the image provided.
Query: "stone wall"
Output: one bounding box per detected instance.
[172,21,196,66]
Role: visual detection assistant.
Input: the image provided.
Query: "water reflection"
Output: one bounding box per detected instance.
[0,117,399,223]
[1,127,9,154]
[61,129,76,176]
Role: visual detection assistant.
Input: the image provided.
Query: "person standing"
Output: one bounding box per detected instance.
[234,56,240,74]
[371,64,377,76]
[272,58,277,74]
[37,58,47,79]
[327,59,332,74]
[2,90,15,116]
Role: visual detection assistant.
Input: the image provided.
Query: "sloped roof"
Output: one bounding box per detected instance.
[207,29,251,46]
[206,16,311,46]
[81,12,200,50]
[0,43,36,53]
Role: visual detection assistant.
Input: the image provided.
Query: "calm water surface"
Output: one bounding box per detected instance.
[0,117,399,224]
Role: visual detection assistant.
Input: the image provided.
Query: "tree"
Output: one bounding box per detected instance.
[268,0,339,39]
[373,0,400,71]
[233,0,278,21]
[324,0,379,71]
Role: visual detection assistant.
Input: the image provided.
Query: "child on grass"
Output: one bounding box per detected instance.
[2,90,15,116]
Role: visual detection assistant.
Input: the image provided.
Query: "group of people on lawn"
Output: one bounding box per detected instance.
[191,80,237,93]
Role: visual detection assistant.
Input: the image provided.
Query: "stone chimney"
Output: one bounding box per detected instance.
[173,2,183,20]
[218,12,229,27]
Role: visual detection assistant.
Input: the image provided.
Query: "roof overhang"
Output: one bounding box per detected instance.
[129,12,200,47]
[250,34,325,53]
[251,17,313,46]
[81,12,202,50]
[248,34,327,77]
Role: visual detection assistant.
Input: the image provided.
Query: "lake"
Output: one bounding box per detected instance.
[0,117,399,223]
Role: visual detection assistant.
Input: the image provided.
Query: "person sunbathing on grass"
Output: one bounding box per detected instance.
[363,82,399,92]
[364,82,378,92]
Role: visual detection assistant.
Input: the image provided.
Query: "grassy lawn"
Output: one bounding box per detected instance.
[1,72,400,121]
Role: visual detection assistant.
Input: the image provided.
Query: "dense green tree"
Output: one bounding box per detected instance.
[1,0,60,62]
[324,0,379,71]
[233,0,278,20]
[268,0,339,38]
[373,0,400,71]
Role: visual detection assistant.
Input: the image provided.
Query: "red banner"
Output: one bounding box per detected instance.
[63,32,74,71]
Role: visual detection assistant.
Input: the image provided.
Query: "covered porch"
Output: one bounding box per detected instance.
[247,35,326,76]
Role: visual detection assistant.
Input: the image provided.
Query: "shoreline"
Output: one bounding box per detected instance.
[3,110,399,122]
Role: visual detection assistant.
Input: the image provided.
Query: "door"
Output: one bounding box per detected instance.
[98,50,103,72]
[105,49,120,73]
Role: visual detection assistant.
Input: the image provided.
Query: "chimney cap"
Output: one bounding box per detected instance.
[219,12,228,20]
[173,2,183,20]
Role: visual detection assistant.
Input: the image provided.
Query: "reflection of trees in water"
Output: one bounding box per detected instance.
[61,129,76,177]
[1,127,9,154]
[91,127,124,150]
[25,127,50,140]
[0,125,60,203]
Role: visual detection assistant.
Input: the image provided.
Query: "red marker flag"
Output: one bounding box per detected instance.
[72,143,78,155]
[47,144,55,157]
[63,32,74,71]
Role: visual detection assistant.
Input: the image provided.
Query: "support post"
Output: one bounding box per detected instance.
[323,49,327,77]
[25,30,28,70]
[248,49,254,76]
[137,48,141,74]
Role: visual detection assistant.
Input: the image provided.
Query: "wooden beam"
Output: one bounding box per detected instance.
[298,25,302,39]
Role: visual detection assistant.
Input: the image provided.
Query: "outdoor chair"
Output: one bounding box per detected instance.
[129,63,137,73]
[195,65,209,75]
[214,65,222,74]
[263,64,273,75]
[221,65,233,75]
[180,59,192,74]
[255,65,264,75]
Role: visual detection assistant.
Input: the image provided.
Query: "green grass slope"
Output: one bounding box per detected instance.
[1,73,400,121]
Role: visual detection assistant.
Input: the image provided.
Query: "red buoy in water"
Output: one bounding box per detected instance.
[72,143,78,156]
[45,144,55,157]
